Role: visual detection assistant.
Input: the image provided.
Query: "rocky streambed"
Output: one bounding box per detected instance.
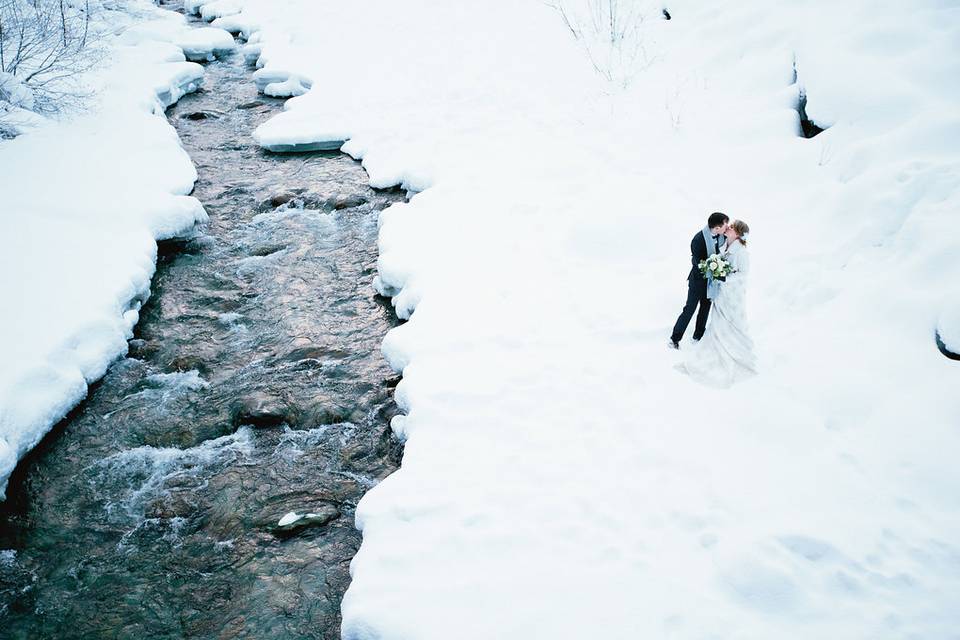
[0,13,402,639]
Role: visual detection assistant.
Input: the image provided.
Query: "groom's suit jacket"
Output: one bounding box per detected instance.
[687,227,722,284]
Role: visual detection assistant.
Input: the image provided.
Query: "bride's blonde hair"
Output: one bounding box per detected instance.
[731,220,750,246]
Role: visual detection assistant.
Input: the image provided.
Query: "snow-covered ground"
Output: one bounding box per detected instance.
[189,0,960,636]
[0,4,235,495]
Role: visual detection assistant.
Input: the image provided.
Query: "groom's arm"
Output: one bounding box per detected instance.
[691,233,707,267]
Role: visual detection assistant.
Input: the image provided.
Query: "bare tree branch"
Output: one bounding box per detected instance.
[547,0,659,90]
[0,0,101,121]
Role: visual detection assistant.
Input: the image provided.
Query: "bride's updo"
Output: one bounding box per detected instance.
[731,220,750,246]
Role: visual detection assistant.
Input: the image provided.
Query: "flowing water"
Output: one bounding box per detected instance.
[0,14,403,639]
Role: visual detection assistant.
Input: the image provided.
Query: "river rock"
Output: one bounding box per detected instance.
[181,110,221,121]
[167,354,210,374]
[127,338,157,360]
[261,191,297,209]
[234,392,295,427]
[272,506,339,536]
[333,194,368,210]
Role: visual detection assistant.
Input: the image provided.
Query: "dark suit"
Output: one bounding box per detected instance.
[671,229,721,343]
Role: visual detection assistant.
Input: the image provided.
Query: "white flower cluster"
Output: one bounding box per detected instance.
[698,253,731,279]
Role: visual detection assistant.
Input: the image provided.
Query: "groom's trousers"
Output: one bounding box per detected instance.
[671,279,711,343]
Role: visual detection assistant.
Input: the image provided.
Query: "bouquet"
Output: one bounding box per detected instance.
[698,253,731,281]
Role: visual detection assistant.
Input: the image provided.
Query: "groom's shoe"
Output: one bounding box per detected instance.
[668,339,680,350]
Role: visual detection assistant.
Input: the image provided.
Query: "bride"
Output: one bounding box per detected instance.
[677,219,758,388]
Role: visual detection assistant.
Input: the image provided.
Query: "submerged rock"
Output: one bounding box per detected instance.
[234,392,296,427]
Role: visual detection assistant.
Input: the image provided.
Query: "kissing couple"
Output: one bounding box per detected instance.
[670,212,758,388]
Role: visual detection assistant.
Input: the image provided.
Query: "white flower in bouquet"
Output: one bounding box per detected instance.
[699,253,731,280]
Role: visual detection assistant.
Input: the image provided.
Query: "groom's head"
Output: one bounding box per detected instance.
[708,212,730,234]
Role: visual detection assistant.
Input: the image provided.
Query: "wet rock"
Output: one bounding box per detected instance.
[156,235,206,261]
[333,194,368,210]
[272,506,340,537]
[182,110,222,121]
[284,346,350,362]
[261,191,297,209]
[167,355,210,375]
[234,393,296,427]
[145,492,197,520]
[127,338,158,360]
[250,243,287,257]
[305,404,351,427]
[237,100,265,109]
[339,440,370,466]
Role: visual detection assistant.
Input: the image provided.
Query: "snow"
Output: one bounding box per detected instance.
[201,0,960,636]
[277,511,300,527]
[176,26,236,62]
[275,507,339,531]
[0,2,215,497]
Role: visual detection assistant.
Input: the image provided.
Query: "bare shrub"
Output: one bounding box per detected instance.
[548,0,659,89]
[0,0,102,120]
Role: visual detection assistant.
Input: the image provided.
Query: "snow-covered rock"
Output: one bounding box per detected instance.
[275,507,339,533]
[175,27,236,62]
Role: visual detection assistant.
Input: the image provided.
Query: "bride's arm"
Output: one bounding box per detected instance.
[731,246,750,278]
[721,245,748,285]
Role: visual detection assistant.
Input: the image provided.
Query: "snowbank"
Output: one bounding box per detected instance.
[155,0,960,636]
[0,3,223,496]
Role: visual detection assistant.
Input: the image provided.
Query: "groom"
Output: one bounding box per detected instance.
[668,211,729,349]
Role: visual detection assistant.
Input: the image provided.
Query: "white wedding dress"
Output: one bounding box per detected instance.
[677,240,758,388]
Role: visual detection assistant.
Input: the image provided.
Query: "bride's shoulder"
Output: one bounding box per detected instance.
[726,241,744,253]
[728,242,749,261]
